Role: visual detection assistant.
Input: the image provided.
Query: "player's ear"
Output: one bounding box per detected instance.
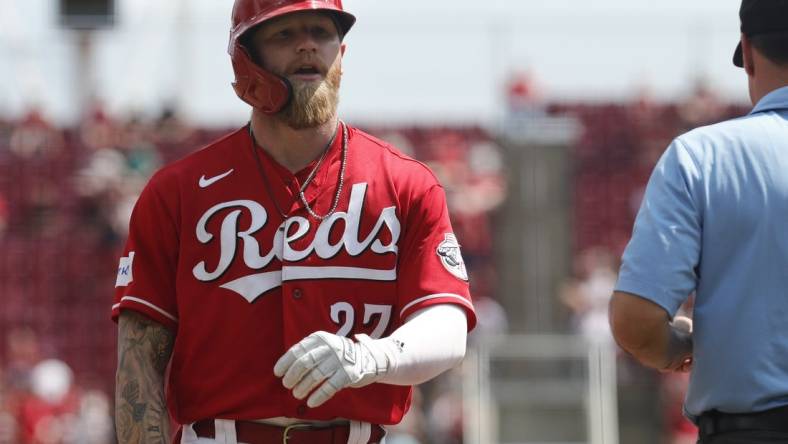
[341,43,346,57]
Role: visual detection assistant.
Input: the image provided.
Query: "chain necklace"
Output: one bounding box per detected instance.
[249,121,348,222]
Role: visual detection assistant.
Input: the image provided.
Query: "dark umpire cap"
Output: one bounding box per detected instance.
[733,0,788,67]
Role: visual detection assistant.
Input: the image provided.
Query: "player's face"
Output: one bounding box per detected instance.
[251,11,345,128]
[252,11,343,85]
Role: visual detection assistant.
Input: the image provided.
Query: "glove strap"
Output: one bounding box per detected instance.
[354,334,391,377]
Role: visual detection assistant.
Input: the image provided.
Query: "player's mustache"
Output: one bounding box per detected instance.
[286,57,328,76]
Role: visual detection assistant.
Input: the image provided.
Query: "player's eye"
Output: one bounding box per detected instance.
[270,29,291,40]
[310,26,334,40]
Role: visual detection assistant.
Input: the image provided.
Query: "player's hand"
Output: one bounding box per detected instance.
[273,331,390,408]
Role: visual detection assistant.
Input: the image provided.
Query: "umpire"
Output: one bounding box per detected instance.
[608,0,788,443]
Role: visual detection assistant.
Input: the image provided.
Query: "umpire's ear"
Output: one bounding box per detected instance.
[742,33,756,77]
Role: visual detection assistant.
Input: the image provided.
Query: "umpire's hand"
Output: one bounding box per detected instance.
[666,315,693,373]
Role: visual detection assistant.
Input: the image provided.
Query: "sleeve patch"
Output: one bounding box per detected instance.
[436,234,468,281]
[115,251,135,287]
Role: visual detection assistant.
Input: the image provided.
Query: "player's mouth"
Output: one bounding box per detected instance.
[290,64,324,82]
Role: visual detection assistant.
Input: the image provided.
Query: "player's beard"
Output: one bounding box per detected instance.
[277,63,341,130]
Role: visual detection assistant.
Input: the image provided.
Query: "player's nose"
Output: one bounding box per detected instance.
[294,30,319,53]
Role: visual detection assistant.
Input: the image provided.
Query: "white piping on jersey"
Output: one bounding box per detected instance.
[220,270,283,303]
[399,293,472,319]
[118,296,179,323]
[220,266,396,303]
[282,266,396,282]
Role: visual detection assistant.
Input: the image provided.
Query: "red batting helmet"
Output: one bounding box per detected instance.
[228,0,356,114]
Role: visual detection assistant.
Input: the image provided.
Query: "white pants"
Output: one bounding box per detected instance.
[180,419,386,444]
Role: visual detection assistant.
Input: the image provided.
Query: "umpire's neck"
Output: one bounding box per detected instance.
[741,34,788,105]
[250,111,340,173]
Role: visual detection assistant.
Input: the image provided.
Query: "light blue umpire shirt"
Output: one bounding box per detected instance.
[615,85,788,422]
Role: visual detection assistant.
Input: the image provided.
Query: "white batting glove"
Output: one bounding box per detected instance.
[273,331,391,408]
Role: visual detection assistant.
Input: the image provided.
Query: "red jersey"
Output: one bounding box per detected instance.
[111,124,476,426]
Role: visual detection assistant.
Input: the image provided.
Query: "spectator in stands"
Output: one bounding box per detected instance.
[74,390,113,444]
[505,70,545,119]
[4,327,40,394]
[678,79,726,129]
[561,247,617,345]
[18,359,80,444]
[74,115,161,242]
[118,117,161,177]
[8,111,63,160]
[74,146,129,243]
[628,86,661,126]
[460,140,506,218]
[466,263,508,341]
[153,107,195,146]
[78,104,120,152]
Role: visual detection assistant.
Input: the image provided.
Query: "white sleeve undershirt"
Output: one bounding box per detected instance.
[370,304,468,386]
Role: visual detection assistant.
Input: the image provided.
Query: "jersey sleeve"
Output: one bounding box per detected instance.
[615,138,703,316]
[111,173,180,330]
[397,184,476,331]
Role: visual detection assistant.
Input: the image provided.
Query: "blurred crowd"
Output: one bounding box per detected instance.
[0,82,747,443]
[0,327,112,443]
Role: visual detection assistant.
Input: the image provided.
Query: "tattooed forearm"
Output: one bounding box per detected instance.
[116,311,175,444]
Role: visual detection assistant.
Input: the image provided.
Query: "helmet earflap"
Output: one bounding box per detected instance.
[231,44,292,114]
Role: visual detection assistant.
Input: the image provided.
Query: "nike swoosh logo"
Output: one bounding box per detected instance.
[199,169,234,188]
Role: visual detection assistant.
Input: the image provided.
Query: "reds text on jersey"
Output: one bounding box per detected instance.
[111,124,476,426]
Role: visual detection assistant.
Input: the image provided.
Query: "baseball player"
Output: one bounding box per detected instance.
[609,0,788,442]
[112,1,476,443]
